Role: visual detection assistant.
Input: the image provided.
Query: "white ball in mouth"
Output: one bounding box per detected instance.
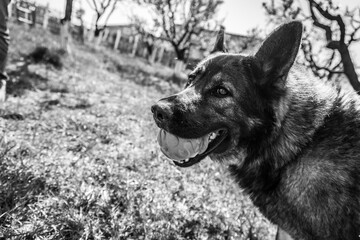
[157,129,210,161]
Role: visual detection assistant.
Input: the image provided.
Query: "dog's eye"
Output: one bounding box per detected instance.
[185,74,196,88]
[185,80,192,88]
[188,73,196,80]
[213,87,230,97]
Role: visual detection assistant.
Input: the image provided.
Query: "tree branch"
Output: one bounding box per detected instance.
[166,0,176,39]
[348,18,360,45]
[308,0,333,42]
[102,0,118,28]
[92,0,100,14]
[301,39,344,79]
[309,0,346,43]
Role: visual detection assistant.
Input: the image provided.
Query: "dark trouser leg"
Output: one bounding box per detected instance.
[0,0,10,79]
[0,37,9,81]
[0,0,9,100]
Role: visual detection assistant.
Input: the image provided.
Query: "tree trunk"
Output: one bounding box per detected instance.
[94,14,102,37]
[94,27,102,37]
[63,0,73,22]
[338,44,360,93]
[173,47,187,73]
[174,47,186,62]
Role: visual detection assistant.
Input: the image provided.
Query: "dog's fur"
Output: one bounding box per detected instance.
[152,22,360,240]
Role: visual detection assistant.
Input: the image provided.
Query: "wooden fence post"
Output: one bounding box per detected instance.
[88,29,94,42]
[96,31,103,46]
[60,21,72,54]
[43,3,49,29]
[103,28,109,42]
[142,47,147,57]
[150,46,158,64]
[131,35,140,57]
[114,30,121,50]
[157,46,164,64]
[174,60,185,74]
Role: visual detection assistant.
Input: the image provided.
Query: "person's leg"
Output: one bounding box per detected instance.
[0,0,10,75]
[0,0,10,101]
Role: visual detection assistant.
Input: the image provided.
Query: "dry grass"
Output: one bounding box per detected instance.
[0,21,275,240]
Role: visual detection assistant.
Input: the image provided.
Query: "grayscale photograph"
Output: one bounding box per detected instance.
[0,0,359,239]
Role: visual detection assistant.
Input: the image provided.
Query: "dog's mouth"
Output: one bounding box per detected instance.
[157,128,228,168]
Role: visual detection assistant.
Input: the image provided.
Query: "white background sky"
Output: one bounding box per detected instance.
[32,0,360,66]
[219,0,360,34]
[33,0,360,35]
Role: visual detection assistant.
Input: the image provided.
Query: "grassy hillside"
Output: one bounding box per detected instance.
[0,22,275,240]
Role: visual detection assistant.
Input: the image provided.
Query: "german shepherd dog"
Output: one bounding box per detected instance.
[151,21,360,240]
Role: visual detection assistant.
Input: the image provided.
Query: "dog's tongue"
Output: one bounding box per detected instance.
[157,129,209,161]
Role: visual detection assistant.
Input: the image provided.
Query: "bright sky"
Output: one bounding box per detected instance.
[218,0,360,35]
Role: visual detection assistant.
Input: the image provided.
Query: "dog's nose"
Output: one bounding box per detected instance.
[151,104,171,123]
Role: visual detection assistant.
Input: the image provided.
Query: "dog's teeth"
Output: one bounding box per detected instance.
[175,159,185,164]
[209,132,217,141]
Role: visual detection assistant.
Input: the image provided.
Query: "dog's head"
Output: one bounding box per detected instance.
[152,21,303,167]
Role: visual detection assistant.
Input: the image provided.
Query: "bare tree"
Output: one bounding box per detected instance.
[263,0,360,93]
[85,0,119,36]
[143,0,223,62]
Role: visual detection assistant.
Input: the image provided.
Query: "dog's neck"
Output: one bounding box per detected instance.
[269,69,336,164]
[229,67,337,194]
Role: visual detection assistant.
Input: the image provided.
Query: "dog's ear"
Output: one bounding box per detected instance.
[254,21,303,84]
[211,26,227,53]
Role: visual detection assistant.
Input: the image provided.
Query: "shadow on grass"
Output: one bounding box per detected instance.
[0,112,24,120]
[27,46,64,69]
[7,63,69,97]
[7,63,49,97]
[6,46,68,97]
[63,100,92,110]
